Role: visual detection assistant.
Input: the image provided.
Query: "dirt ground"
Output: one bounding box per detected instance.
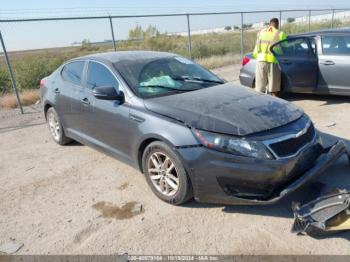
[1,64,350,255]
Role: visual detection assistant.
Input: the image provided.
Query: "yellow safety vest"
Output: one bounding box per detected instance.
[253,26,287,64]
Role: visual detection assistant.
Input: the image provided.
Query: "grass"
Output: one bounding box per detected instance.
[0,89,40,109]
[196,53,241,69]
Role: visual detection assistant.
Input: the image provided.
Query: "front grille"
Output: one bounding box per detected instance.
[269,124,315,158]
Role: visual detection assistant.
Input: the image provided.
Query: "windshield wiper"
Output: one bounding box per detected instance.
[173,76,224,84]
[140,85,199,92]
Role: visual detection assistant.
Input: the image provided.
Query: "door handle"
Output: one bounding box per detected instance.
[81,98,90,105]
[129,114,145,123]
[54,88,60,94]
[321,60,335,66]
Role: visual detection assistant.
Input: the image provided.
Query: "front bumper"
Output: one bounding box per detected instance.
[176,140,349,205]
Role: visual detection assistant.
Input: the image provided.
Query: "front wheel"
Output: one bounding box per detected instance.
[142,141,193,205]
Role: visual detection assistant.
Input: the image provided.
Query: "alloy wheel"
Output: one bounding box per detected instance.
[48,111,60,141]
[147,152,180,196]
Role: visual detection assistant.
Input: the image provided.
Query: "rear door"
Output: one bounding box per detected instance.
[318,34,350,94]
[271,37,318,93]
[55,60,86,132]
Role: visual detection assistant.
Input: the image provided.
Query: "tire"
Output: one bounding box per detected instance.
[142,141,193,205]
[46,107,72,145]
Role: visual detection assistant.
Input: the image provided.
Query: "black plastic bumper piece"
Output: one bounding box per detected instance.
[248,140,350,204]
[291,189,350,235]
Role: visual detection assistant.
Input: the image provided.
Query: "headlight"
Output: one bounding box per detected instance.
[193,129,273,160]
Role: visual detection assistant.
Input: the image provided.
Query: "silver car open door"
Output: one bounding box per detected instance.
[271,37,318,93]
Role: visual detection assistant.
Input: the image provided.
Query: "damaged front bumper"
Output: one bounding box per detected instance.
[177,140,350,205]
[264,140,350,204]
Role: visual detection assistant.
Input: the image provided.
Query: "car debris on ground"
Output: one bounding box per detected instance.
[326,122,337,128]
[0,239,24,254]
[291,189,350,236]
[131,203,143,215]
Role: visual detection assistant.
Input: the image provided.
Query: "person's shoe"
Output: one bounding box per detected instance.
[271,92,279,97]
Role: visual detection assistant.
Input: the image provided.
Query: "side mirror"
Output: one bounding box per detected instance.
[93,86,124,101]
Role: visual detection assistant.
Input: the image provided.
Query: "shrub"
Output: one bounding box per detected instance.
[79,39,99,51]
[287,17,296,23]
[0,65,11,94]
[0,89,39,109]
[14,53,68,90]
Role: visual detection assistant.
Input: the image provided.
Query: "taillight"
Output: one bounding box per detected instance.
[40,78,46,88]
[242,56,250,66]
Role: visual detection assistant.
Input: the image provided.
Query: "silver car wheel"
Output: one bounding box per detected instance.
[147,152,179,196]
[48,111,60,141]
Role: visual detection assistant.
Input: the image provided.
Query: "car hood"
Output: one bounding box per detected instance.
[143,83,304,136]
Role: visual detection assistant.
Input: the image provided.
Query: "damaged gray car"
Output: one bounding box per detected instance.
[40,51,350,205]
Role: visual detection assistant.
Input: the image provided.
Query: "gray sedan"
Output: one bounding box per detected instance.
[240,28,350,95]
[40,51,349,206]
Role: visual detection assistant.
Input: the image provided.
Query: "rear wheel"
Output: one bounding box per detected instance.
[46,107,71,145]
[142,141,193,205]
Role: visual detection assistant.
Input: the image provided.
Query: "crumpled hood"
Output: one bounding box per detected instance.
[143,83,304,136]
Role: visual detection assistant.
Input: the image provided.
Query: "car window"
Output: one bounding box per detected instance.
[113,56,223,98]
[272,38,314,58]
[61,61,85,85]
[86,61,119,90]
[322,35,350,55]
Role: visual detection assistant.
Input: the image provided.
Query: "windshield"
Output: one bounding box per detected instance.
[113,56,224,98]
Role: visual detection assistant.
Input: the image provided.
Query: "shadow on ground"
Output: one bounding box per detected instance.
[284,93,350,106]
[0,104,44,133]
[0,122,45,134]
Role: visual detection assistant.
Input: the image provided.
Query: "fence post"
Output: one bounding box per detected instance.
[279,11,282,28]
[308,10,311,32]
[0,31,23,114]
[240,12,244,60]
[186,14,192,59]
[331,9,335,28]
[109,16,117,51]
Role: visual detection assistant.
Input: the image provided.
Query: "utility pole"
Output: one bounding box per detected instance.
[0,31,23,114]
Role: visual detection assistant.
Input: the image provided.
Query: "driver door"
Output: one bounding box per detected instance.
[271,37,318,93]
[80,61,131,161]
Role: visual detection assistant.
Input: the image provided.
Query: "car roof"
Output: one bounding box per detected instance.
[70,50,176,63]
[291,27,350,38]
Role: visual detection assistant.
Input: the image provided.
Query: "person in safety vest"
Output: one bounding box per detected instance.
[253,18,287,96]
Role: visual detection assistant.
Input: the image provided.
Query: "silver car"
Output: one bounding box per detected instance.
[239,28,350,95]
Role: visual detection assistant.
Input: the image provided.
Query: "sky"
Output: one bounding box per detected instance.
[1,0,350,51]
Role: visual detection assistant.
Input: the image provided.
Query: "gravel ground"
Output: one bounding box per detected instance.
[0,64,350,255]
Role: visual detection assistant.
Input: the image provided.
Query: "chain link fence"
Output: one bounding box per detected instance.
[0,8,349,113]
